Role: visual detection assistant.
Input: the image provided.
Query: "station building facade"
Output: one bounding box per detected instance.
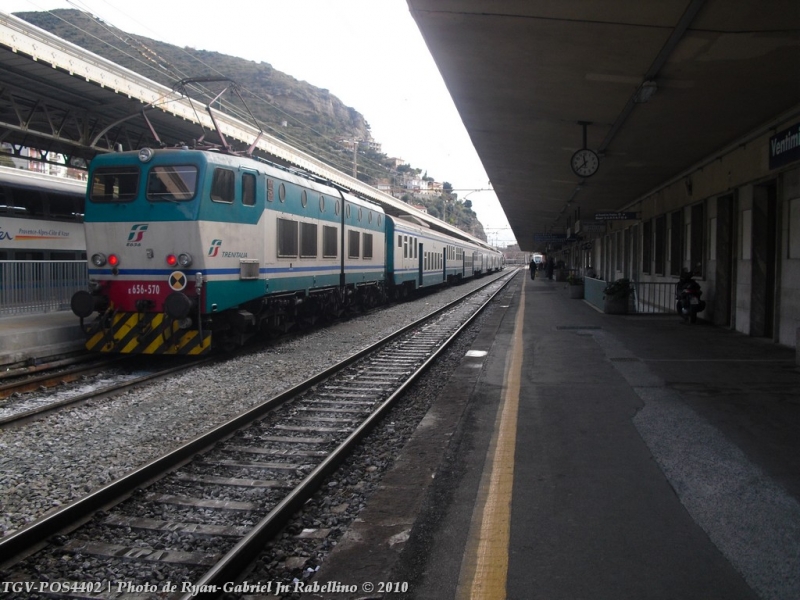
[562,109,800,350]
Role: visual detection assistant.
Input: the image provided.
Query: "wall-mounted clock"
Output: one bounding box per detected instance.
[571,148,599,177]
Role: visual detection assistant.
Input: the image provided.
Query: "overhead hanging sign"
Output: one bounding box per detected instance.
[769,122,800,170]
[533,233,567,243]
[594,212,638,221]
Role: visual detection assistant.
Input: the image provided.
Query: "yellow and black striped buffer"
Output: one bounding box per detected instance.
[86,312,212,355]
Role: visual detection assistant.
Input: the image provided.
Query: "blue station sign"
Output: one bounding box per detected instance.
[769,122,800,170]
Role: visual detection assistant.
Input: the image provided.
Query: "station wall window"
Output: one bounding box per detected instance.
[363,233,373,259]
[654,215,666,275]
[690,203,705,276]
[323,225,338,258]
[670,211,682,276]
[242,173,256,206]
[348,230,360,258]
[300,222,317,258]
[277,218,298,257]
[211,168,235,203]
[642,220,652,274]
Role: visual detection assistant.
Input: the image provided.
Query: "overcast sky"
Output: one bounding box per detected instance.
[3,0,516,247]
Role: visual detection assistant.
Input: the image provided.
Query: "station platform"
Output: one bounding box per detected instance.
[305,270,800,600]
[0,310,84,367]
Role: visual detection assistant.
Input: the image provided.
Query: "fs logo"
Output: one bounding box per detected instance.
[126,224,148,246]
[208,239,222,257]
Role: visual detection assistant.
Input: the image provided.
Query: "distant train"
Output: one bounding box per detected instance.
[70,147,503,354]
[0,165,86,261]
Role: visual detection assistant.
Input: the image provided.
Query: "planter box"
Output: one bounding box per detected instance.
[603,295,628,314]
[569,284,584,299]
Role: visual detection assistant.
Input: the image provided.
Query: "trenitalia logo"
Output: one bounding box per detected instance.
[126,224,148,246]
[208,239,222,257]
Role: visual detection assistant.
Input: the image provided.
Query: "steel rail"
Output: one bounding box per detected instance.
[0,357,211,428]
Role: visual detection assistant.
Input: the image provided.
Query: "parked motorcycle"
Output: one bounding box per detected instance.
[676,270,706,323]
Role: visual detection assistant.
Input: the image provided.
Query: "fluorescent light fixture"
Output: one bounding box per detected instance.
[635,80,658,103]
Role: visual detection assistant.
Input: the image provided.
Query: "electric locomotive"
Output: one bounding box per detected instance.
[71,146,386,354]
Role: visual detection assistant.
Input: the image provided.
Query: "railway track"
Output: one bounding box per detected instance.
[0,356,210,428]
[0,271,516,598]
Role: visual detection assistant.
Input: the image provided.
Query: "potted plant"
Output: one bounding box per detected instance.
[603,278,633,314]
[567,273,584,299]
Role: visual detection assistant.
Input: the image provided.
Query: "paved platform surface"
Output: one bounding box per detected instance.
[0,310,84,367]
[305,270,800,600]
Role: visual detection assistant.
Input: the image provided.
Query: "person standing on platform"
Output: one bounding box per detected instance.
[529,257,536,280]
[546,256,555,280]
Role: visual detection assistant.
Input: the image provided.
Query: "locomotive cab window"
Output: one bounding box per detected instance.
[211,168,235,203]
[146,165,197,202]
[90,167,139,202]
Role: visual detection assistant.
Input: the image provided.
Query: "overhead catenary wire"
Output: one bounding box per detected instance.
[13,0,400,181]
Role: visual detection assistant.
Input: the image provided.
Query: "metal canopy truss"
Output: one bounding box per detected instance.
[408,0,800,250]
[0,11,489,248]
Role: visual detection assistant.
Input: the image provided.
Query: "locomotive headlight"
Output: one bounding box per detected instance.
[177,252,193,268]
[138,147,154,163]
[91,253,107,267]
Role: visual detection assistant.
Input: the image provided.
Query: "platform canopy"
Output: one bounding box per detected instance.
[408,0,800,250]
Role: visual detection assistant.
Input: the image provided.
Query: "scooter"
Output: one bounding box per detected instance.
[676,270,706,323]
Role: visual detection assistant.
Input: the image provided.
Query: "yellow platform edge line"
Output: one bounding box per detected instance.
[457,278,525,600]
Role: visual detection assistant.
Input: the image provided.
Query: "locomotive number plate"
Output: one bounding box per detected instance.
[127,284,162,294]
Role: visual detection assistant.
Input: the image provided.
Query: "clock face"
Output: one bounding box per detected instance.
[571,149,599,177]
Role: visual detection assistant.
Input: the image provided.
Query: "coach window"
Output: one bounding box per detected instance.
[278,183,286,203]
[323,225,338,258]
[363,233,373,259]
[301,190,308,208]
[267,179,274,202]
[300,222,317,258]
[348,230,360,258]
[346,204,351,219]
[397,234,402,248]
[378,214,382,227]
[335,200,340,215]
[358,207,363,222]
[211,168,235,203]
[368,211,373,224]
[242,173,256,206]
[90,167,139,202]
[277,218,298,257]
[48,192,83,220]
[319,195,325,212]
